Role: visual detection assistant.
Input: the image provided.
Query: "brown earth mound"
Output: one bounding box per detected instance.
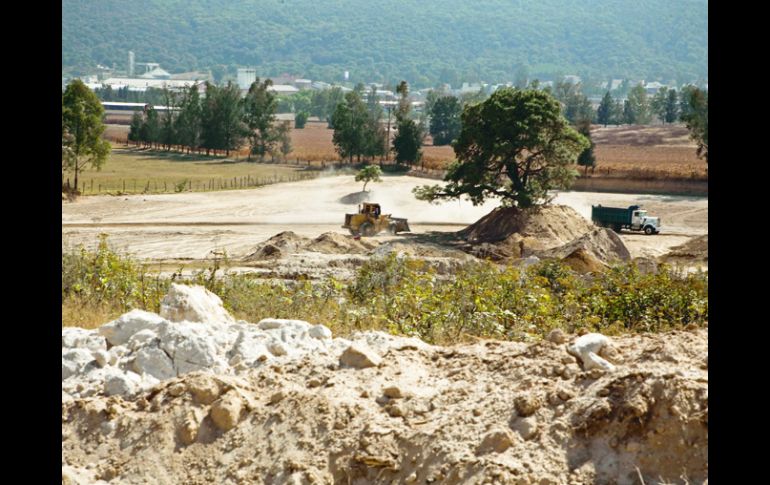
[457,205,595,261]
[243,231,312,261]
[306,232,379,254]
[62,328,708,485]
[536,228,631,273]
[660,235,708,264]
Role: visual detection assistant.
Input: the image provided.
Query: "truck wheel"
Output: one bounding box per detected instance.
[613,224,622,233]
[349,228,358,236]
[644,226,654,235]
[360,222,375,237]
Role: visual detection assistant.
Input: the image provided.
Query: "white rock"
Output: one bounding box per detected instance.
[340,343,382,369]
[103,369,142,397]
[98,309,166,346]
[126,329,159,349]
[93,350,110,367]
[567,333,616,371]
[158,321,229,375]
[62,349,96,381]
[309,324,333,340]
[229,330,271,364]
[257,318,312,332]
[133,346,176,380]
[160,284,234,324]
[62,327,107,351]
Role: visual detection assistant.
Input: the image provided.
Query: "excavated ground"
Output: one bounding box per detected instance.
[62,324,708,485]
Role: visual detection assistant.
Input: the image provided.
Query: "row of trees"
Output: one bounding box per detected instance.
[128,80,291,160]
[330,82,425,165]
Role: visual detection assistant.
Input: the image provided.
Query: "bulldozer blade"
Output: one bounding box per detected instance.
[391,218,410,233]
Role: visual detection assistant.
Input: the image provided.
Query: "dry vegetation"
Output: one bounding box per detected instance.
[68,145,317,195]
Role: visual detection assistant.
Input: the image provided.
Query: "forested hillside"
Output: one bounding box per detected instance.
[63,0,707,87]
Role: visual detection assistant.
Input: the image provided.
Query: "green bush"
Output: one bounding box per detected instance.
[62,238,708,343]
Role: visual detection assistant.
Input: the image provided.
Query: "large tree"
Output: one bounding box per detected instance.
[243,78,278,161]
[596,91,614,127]
[392,81,425,165]
[331,91,371,163]
[414,88,588,208]
[62,79,111,192]
[625,84,651,124]
[174,84,202,153]
[575,119,596,175]
[680,87,708,163]
[429,95,462,146]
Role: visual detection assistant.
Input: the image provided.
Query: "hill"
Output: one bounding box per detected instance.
[62,0,708,87]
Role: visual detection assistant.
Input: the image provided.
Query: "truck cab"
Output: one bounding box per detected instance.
[630,209,660,234]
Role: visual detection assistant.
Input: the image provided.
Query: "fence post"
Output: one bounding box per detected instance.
[123,180,126,192]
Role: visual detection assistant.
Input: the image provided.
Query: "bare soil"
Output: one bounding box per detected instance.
[62,327,708,485]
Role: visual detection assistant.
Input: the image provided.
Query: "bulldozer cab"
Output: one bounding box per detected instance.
[360,203,381,218]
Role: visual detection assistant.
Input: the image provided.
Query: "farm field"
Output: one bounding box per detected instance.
[65,147,327,195]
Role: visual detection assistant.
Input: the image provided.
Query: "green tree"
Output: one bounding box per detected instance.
[611,100,624,125]
[664,88,679,124]
[575,119,596,175]
[61,79,111,192]
[128,112,143,143]
[650,87,669,124]
[596,92,614,127]
[355,164,383,192]
[174,85,202,153]
[680,88,707,163]
[622,99,635,124]
[429,95,462,146]
[331,91,370,163]
[626,85,651,124]
[160,88,178,150]
[413,88,588,208]
[200,82,245,156]
[243,78,278,161]
[273,121,292,161]
[140,107,161,148]
[393,119,425,165]
[295,111,309,129]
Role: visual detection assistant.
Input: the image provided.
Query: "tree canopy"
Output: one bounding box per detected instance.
[62,79,111,192]
[414,88,588,208]
[680,87,708,163]
[355,165,383,192]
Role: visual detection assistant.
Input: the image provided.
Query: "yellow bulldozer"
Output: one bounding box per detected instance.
[342,202,411,237]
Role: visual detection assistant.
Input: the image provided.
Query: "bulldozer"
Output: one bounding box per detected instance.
[342,202,411,237]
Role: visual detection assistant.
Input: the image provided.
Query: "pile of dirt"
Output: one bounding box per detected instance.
[62,314,708,484]
[338,191,372,204]
[457,205,595,260]
[535,228,632,273]
[660,235,708,264]
[306,232,380,254]
[243,231,312,261]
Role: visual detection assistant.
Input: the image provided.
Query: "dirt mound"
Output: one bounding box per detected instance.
[660,235,708,264]
[306,232,380,254]
[536,227,631,272]
[62,327,708,484]
[243,231,312,261]
[457,205,595,261]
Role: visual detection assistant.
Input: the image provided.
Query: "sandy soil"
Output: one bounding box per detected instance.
[62,326,708,485]
[62,175,707,261]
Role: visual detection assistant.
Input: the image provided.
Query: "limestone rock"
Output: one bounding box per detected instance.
[567,333,616,371]
[187,375,221,404]
[160,283,234,324]
[477,428,516,455]
[210,391,243,431]
[62,328,107,352]
[309,324,333,340]
[104,369,142,397]
[133,346,176,380]
[340,343,382,369]
[99,310,166,347]
[62,349,95,381]
[512,416,538,440]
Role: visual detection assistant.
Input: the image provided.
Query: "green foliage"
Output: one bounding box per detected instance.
[63,1,707,88]
[553,81,594,124]
[680,87,708,163]
[242,78,278,161]
[414,88,588,208]
[295,111,309,129]
[596,92,614,127]
[575,119,596,174]
[624,84,651,124]
[62,79,111,192]
[331,91,384,163]
[392,118,425,166]
[429,95,462,146]
[355,165,383,192]
[62,240,708,343]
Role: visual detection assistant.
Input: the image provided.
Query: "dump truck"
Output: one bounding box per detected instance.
[591,205,660,234]
[342,202,411,237]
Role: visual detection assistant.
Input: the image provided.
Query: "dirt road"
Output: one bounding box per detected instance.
[62,175,707,261]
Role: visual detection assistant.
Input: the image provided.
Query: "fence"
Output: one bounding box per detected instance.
[63,171,326,196]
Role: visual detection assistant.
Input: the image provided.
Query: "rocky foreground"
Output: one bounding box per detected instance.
[62,285,707,485]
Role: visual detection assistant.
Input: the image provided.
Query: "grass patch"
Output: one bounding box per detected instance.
[62,237,708,343]
[68,146,323,195]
